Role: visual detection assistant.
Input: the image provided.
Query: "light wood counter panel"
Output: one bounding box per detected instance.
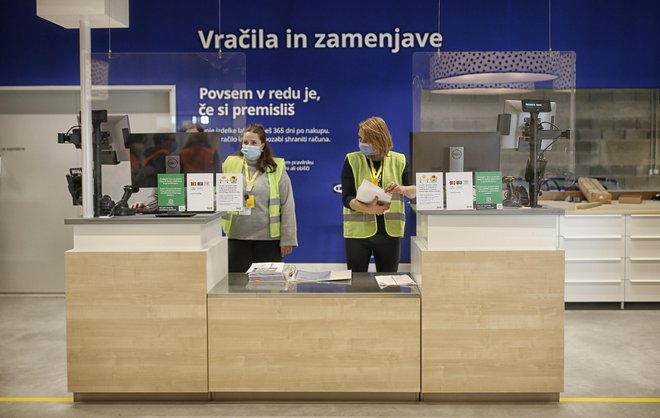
[543,200,660,215]
[421,250,564,393]
[65,251,209,393]
[208,297,420,393]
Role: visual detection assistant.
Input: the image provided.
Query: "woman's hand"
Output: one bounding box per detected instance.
[366,197,390,214]
[385,182,416,199]
[281,246,294,257]
[350,197,390,215]
[384,182,402,194]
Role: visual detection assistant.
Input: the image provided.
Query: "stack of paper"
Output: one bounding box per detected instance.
[356,179,391,204]
[246,262,296,282]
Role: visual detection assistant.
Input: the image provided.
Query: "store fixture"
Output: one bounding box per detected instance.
[37,0,129,218]
[430,0,575,94]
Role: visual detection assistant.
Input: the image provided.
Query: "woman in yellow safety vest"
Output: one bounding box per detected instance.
[341,116,412,272]
[222,124,298,272]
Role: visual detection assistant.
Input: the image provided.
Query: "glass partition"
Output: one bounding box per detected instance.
[413,52,660,191]
[88,53,246,201]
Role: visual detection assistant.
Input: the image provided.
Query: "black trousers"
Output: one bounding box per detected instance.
[345,234,401,273]
[228,239,282,273]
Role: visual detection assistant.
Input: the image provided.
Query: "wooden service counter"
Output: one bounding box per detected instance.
[207,273,420,401]
[64,214,226,400]
[410,207,565,402]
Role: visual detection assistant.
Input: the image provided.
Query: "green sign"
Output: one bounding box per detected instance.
[475,171,503,210]
[157,174,185,210]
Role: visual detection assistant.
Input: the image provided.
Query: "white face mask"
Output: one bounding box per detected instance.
[241,145,262,161]
[359,142,375,156]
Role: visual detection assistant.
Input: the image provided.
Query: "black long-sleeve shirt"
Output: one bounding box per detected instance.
[341,156,410,235]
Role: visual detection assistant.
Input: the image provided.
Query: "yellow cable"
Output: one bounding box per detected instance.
[0,397,73,402]
[561,397,660,403]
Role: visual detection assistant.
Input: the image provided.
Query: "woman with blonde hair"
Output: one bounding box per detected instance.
[341,116,411,272]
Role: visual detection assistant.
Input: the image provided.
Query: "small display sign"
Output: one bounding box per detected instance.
[157,173,186,211]
[475,171,503,210]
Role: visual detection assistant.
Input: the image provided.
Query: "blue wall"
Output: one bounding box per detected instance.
[1,0,659,263]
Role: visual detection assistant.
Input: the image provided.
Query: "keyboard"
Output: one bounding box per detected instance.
[154,212,197,217]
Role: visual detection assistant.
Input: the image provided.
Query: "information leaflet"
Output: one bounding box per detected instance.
[157,173,186,211]
[186,173,214,212]
[445,172,473,210]
[215,173,244,212]
[416,172,444,210]
[475,171,503,210]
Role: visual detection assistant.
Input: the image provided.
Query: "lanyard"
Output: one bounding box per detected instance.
[368,157,383,186]
[243,158,260,192]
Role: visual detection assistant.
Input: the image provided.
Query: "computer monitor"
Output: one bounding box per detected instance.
[100,115,131,162]
[499,100,557,151]
[409,131,501,177]
[126,131,221,188]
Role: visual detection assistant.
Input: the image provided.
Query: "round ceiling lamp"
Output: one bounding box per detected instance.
[431,51,561,85]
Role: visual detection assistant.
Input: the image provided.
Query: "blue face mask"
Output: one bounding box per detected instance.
[359,142,374,156]
[241,145,262,161]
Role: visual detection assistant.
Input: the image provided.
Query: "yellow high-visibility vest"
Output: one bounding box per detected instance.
[343,151,406,238]
[221,155,284,238]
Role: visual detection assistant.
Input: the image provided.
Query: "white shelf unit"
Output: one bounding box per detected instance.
[625,215,660,302]
[560,215,625,302]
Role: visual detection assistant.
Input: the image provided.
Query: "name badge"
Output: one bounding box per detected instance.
[245,194,255,209]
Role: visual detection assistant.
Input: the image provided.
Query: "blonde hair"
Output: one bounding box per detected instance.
[359,116,393,157]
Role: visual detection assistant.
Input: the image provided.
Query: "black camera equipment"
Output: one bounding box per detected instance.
[58,109,121,216]
[58,126,81,148]
[109,185,140,217]
[65,168,83,205]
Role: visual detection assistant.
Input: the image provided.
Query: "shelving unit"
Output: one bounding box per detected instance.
[548,201,660,306]
[561,215,625,304]
[625,215,660,301]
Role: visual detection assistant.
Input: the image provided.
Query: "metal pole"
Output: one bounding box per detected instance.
[530,112,540,208]
[79,17,94,218]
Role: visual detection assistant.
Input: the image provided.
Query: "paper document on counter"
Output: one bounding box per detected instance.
[292,270,352,283]
[246,262,296,282]
[375,274,417,289]
[356,179,391,204]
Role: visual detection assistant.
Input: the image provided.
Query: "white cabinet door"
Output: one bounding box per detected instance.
[561,215,625,236]
[625,215,660,302]
[560,215,625,303]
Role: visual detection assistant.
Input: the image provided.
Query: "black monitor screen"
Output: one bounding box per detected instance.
[409,131,501,177]
[126,132,221,188]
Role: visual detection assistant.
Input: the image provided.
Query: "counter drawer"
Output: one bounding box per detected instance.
[560,237,624,259]
[626,237,660,258]
[565,259,624,283]
[560,215,624,237]
[625,279,660,302]
[565,282,623,302]
[627,215,660,236]
[625,258,660,281]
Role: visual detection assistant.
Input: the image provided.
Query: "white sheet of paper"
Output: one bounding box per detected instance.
[186,173,214,212]
[291,269,352,283]
[416,172,444,210]
[445,172,474,210]
[216,173,244,211]
[375,274,417,289]
[356,179,391,204]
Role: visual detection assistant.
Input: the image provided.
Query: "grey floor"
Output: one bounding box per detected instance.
[1,295,659,417]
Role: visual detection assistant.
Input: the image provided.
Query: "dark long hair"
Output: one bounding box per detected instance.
[237,123,278,173]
